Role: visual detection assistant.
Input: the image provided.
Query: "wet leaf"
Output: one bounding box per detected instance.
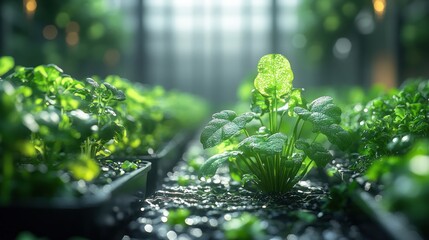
[254,54,294,97]
[295,140,332,167]
[200,110,256,149]
[238,133,287,155]
[199,151,242,178]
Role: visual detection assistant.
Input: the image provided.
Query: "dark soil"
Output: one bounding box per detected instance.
[121,144,368,240]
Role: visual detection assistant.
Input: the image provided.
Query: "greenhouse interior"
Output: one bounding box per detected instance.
[0,0,428,239]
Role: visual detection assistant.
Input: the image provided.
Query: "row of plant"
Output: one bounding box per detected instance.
[0,56,208,204]
[341,78,429,237]
[197,54,428,238]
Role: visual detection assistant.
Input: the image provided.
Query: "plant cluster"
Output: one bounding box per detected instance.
[199,54,350,194]
[103,75,208,156]
[346,79,429,161]
[333,79,429,237]
[0,56,207,203]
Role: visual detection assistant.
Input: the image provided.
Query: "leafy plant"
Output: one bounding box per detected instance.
[1,56,208,203]
[3,64,125,177]
[365,140,429,236]
[199,54,350,194]
[346,79,429,162]
[103,75,208,156]
[0,59,126,202]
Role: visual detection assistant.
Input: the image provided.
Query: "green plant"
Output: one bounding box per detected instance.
[223,213,266,240]
[1,56,209,203]
[166,209,191,226]
[199,54,350,194]
[103,75,209,156]
[0,58,128,202]
[3,63,126,178]
[365,140,429,236]
[346,79,429,162]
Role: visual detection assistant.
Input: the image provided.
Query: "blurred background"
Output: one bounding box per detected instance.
[1,0,428,107]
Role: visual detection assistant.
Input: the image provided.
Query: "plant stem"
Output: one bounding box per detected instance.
[286,118,301,157]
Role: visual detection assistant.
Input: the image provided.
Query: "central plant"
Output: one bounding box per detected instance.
[200,54,350,194]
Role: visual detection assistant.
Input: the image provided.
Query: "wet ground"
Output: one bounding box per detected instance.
[120,142,367,240]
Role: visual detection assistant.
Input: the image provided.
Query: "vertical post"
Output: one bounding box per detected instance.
[192,0,203,95]
[242,0,252,76]
[135,0,144,83]
[211,1,222,106]
[164,2,173,88]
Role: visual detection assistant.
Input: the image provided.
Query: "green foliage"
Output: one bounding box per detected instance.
[223,213,266,240]
[166,209,191,226]
[365,140,429,235]
[0,58,208,203]
[103,76,209,156]
[201,111,255,149]
[200,54,349,194]
[121,160,138,172]
[346,79,429,161]
[0,56,15,76]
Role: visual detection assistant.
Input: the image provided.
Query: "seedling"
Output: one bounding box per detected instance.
[200,54,350,194]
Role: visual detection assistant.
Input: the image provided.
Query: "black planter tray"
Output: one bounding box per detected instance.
[350,188,423,240]
[0,160,151,240]
[107,132,191,195]
[319,159,424,240]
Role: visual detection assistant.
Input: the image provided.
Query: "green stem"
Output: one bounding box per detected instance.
[243,129,250,137]
[277,111,287,132]
[273,96,278,132]
[286,118,301,157]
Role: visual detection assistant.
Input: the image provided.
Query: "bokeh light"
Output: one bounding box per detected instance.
[42,25,58,40]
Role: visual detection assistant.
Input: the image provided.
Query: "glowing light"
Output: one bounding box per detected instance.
[24,0,37,18]
[373,0,386,19]
[333,38,352,59]
[66,32,79,46]
[43,25,58,40]
[65,21,80,46]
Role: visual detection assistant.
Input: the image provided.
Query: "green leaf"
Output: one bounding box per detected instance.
[199,151,242,178]
[294,96,341,130]
[286,88,303,116]
[200,110,256,149]
[278,88,303,116]
[295,140,332,167]
[318,124,352,150]
[103,82,126,101]
[46,63,64,73]
[86,77,99,88]
[238,133,287,155]
[254,54,294,97]
[121,160,138,171]
[250,89,269,115]
[0,56,14,76]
